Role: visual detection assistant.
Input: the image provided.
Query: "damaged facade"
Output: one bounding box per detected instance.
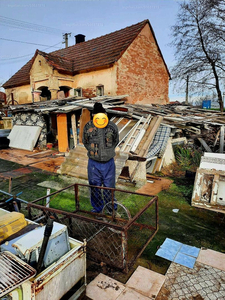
[2,20,170,106]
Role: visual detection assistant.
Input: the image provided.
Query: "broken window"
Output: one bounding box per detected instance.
[75,88,82,97]
[96,85,104,96]
[39,87,51,101]
[201,174,214,203]
[59,86,71,98]
[217,176,225,206]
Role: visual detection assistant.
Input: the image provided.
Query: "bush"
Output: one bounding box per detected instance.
[174,145,201,171]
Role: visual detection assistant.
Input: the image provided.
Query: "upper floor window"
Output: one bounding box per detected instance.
[96,84,104,96]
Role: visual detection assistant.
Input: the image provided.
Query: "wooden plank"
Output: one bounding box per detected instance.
[138,116,164,157]
[198,138,212,152]
[79,108,91,144]
[220,125,224,153]
[130,116,163,181]
[213,129,221,147]
[57,114,69,152]
[71,114,77,148]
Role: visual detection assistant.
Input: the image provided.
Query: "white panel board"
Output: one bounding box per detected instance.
[8,125,42,151]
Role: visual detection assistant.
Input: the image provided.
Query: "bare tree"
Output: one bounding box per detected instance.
[171,0,225,111]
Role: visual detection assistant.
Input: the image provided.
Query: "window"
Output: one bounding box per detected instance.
[59,86,71,98]
[75,88,82,97]
[96,85,104,96]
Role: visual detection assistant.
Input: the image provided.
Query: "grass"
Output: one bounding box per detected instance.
[140,179,225,274]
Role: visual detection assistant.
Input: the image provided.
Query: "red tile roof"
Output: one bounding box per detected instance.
[3,20,170,89]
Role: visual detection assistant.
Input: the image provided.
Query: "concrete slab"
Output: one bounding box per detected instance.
[8,125,41,151]
[86,273,125,300]
[126,266,165,299]
[197,248,225,271]
[117,287,150,300]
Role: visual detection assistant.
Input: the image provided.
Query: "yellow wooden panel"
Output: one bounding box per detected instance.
[57,114,68,152]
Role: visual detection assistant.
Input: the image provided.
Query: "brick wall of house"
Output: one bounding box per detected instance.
[82,87,96,98]
[116,24,169,105]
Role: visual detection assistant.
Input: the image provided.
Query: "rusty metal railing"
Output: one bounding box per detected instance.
[27,183,158,272]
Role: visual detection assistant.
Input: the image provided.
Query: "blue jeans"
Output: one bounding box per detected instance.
[88,158,117,212]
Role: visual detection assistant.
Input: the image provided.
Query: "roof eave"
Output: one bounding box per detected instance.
[3,81,30,89]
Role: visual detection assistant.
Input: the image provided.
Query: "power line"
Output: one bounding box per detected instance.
[0,15,70,35]
[0,42,63,61]
[0,37,62,48]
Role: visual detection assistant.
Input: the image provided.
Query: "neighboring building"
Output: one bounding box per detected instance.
[0,91,6,105]
[3,20,170,106]
[0,91,6,115]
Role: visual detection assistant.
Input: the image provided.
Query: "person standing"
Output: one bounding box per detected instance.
[82,102,119,213]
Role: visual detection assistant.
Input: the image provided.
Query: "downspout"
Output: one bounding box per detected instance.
[36,217,54,274]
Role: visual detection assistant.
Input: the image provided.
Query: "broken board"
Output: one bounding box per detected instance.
[8,125,42,151]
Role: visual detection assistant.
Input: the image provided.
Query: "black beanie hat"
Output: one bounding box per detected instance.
[92,102,106,114]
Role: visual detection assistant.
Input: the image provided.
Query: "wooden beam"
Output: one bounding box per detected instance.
[57,113,69,152]
[79,108,91,144]
[220,125,224,153]
[71,114,77,148]
[198,138,212,153]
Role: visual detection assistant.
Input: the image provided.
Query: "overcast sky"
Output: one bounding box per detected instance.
[0,0,183,100]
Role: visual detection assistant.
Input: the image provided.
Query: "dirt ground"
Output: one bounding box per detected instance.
[137,175,173,195]
[0,148,65,173]
[0,148,172,195]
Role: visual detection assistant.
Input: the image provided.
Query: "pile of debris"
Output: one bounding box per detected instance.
[2,96,225,184]
[57,97,225,184]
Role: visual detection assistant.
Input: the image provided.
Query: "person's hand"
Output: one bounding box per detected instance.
[115,146,120,153]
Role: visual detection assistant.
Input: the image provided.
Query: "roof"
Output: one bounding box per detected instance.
[3,20,170,89]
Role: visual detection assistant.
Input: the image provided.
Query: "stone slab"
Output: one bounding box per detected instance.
[117,287,150,300]
[126,266,165,298]
[197,248,225,271]
[86,273,125,300]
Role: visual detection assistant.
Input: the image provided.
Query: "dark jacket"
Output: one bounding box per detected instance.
[82,120,119,162]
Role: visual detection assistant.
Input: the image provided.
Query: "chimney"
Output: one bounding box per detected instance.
[75,34,85,44]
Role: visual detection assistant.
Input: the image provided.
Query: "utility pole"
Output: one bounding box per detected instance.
[185,75,189,105]
[62,33,71,48]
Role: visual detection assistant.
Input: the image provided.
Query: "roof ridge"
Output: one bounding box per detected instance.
[37,49,74,62]
[50,19,149,57]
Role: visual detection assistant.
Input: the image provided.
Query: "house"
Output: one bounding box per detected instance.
[3,20,170,106]
[0,91,6,109]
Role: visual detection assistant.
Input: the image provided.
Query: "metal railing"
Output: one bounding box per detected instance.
[27,183,158,272]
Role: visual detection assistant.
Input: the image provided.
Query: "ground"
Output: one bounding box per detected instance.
[0,149,225,287]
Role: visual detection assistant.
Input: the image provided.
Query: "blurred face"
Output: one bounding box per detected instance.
[93,113,108,128]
